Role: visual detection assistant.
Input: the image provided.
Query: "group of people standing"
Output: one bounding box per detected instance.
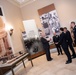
[40,21,76,64]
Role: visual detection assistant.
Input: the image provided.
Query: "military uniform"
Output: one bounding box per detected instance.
[59,32,72,63]
[73,25,76,44]
[53,35,63,55]
[65,30,76,57]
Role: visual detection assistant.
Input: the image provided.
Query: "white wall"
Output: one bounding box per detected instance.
[21,0,76,30]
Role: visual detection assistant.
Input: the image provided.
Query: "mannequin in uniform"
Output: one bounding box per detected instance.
[70,22,76,45]
[0,16,12,57]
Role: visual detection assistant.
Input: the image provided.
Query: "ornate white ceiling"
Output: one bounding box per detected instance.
[7,0,36,7]
[14,0,31,4]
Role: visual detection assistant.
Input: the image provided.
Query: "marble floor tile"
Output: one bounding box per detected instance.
[56,69,76,75]
[14,47,76,75]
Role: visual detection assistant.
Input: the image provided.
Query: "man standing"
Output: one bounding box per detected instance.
[71,22,76,45]
[53,32,63,55]
[40,33,53,61]
[64,27,76,59]
[59,28,72,64]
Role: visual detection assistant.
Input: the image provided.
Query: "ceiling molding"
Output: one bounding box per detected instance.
[14,0,30,4]
[7,0,37,8]
[20,0,36,8]
[7,0,20,7]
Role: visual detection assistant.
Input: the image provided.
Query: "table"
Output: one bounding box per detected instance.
[0,53,33,75]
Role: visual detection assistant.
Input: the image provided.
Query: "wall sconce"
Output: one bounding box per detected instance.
[9,28,13,36]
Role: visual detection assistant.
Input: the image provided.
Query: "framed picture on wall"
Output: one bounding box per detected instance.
[38,4,61,42]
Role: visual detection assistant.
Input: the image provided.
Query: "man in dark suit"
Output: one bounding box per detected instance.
[40,33,53,61]
[53,32,63,55]
[59,28,72,64]
[71,21,76,45]
[64,27,76,59]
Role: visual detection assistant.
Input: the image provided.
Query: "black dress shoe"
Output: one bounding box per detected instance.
[61,53,63,55]
[65,60,72,64]
[47,58,53,61]
[58,54,60,56]
[72,55,76,59]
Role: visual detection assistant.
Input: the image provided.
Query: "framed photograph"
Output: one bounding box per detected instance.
[38,4,61,42]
